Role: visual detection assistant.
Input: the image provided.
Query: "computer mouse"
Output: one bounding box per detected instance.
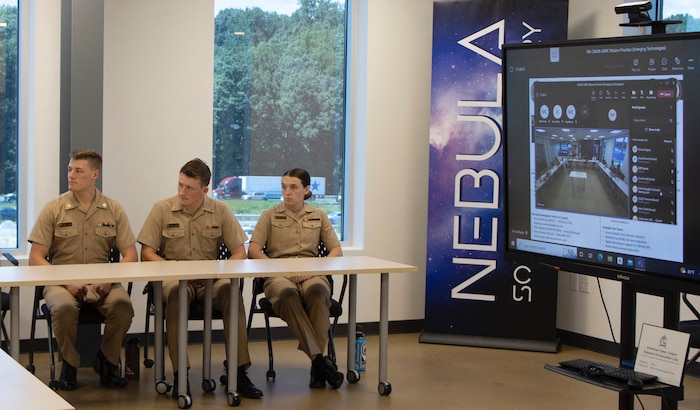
[627,378,643,390]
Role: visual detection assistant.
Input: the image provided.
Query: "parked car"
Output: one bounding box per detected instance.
[0,207,16,221]
[0,192,16,203]
[242,192,267,201]
[328,211,342,225]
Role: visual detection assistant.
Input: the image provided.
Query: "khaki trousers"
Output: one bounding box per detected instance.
[162,278,251,371]
[43,283,134,367]
[263,275,331,359]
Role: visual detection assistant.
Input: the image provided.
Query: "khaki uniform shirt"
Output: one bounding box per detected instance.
[250,202,340,258]
[28,190,136,264]
[137,195,247,260]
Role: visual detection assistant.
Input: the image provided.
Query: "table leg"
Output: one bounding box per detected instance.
[202,279,213,388]
[226,278,241,406]
[177,280,189,403]
[10,286,19,361]
[378,272,391,395]
[154,282,164,386]
[347,274,358,381]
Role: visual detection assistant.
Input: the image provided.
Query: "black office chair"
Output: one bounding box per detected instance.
[1,252,19,352]
[246,242,347,383]
[679,293,700,371]
[25,247,131,390]
[142,243,237,392]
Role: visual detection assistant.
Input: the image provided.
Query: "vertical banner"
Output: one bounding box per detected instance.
[421,0,569,351]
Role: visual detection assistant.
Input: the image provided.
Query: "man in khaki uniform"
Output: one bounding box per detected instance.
[247,168,344,389]
[28,149,137,390]
[137,158,262,400]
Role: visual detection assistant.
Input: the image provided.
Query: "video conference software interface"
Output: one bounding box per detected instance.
[505,34,700,281]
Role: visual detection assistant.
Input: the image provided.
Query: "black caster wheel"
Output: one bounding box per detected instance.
[143,358,154,368]
[266,370,276,381]
[378,381,392,396]
[117,377,128,387]
[227,391,241,406]
[347,369,361,384]
[220,374,228,385]
[48,380,60,390]
[177,394,192,409]
[328,371,344,389]
[26,364,35,374]
[202,378,216,392]
[156,379,171,394]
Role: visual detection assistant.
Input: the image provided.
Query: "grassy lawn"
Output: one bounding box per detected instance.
[221,199,343,238]
[223,199,341,216]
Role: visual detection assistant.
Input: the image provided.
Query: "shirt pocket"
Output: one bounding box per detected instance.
[271,220,293,229]
[200,227,223,256]
[301,220,322,230]
[55,226,79,239]
[201,226,223,239]
[95,226,117,239]
[162,228,186,239]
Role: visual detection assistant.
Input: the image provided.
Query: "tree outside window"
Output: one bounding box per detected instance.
[0,2,18,250]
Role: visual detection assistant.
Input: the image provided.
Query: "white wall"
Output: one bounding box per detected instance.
[12,0,691,347]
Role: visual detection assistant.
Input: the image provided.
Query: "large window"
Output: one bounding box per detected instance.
[213,0,346,239]
[0,1,18,250]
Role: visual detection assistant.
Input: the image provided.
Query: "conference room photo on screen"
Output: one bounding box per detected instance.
[504,32,700,291]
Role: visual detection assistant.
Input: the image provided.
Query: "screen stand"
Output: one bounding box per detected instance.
[619,282,683,410]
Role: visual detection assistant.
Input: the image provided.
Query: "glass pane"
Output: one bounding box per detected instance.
[213,0,346,239]
[0,1,18,250]
[662,0,700,32]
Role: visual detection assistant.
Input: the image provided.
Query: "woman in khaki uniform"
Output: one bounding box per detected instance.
[248,168,344,389]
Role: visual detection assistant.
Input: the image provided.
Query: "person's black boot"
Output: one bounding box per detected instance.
[237,365,263,399]
[312,355,343,389]
[309,360,326,388]
[59,361,78,390]
[93,350,121,387]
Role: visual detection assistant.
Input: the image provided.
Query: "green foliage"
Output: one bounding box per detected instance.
[0,5,18,195]
[665,14,700,33]
[212,1,346,196]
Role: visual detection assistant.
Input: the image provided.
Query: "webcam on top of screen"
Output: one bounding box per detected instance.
[615,1,652,23]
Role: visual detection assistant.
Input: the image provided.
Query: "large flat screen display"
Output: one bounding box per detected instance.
[503,33,700,291]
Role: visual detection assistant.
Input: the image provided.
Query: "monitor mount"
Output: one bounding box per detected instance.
[615,1,682,35]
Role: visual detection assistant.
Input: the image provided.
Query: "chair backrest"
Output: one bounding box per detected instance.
[683,293,700,320]
[1,252,18,266]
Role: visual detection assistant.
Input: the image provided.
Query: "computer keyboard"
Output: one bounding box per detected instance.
[559,358,658,383]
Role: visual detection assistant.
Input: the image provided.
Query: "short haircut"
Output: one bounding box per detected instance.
[70,149,102,171]
[180,158,211,187]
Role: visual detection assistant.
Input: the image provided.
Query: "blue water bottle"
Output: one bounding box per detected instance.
[355,325,366,371]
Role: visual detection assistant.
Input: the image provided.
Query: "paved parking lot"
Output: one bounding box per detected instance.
[0,220,17,248]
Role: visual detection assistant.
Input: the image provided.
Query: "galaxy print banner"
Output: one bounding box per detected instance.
[420,0,568,351]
